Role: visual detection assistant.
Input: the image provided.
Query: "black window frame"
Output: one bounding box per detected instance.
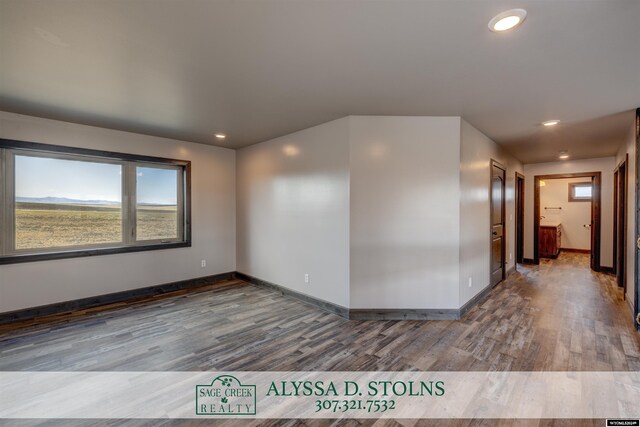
[0,138,191,265]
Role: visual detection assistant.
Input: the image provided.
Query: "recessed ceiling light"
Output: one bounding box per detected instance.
[283,145,300,157]
[214,133,226,140]
[542,120,560,127]
[488,9,527,32]
[559,151,569,160]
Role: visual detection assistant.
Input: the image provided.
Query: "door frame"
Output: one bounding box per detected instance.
[515,172,525,264]
[490,159,507,286]
[634,107,640,330]
[613,155,628,292]
[533,172,602,270]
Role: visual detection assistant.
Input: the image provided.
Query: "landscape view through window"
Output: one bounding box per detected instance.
[15,155,178,250]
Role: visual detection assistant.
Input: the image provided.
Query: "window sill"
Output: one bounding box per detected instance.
[0,241,191,265]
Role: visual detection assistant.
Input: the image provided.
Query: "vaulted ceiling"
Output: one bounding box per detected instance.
[1,0,638,163]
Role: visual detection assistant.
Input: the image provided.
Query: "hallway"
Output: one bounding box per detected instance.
[1,254,637,373]
[511,252,638,371]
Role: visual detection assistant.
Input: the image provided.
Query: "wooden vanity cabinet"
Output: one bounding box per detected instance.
[539,225,561,258]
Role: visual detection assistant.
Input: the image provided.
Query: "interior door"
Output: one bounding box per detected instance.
[635,108,640,330]
[515,174,525,264]
[590,176,597,271]
[615,161,627,290]
[490,161,506,287]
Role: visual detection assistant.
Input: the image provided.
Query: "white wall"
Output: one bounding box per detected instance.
[236,118,350,308]
[523,157,616,268]
[349,116,462,309]
[540,178,592,251]
[10,111,618,316]
[616,121,636,311]
[0,112,236,313]
[237,115,522,311]
[459,120,523,307]
[237,115,464,311]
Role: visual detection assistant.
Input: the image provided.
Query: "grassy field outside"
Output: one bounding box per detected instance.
[137,205,178,241]
[15,202,177,249]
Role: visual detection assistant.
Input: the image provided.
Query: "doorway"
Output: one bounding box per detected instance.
[614,156,628,293]
[515,173,525,264]
[533,172,602,270]
[490,160,506,286]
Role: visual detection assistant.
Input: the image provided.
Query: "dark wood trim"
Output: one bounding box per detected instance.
[459,282,494,319]
[534,173,601,181]
[491,159,507,285]
[0,271,235,325]
[635,107,640,330]
[0,137,192,265]
[614,168,619,276]
[534,177,540,264]
[600,266,615,275]
[238,272,485,320]
[593,173,602,272]
[0,137,190,166]
[1,271,351,325]
[349,308,459,321]
[515,172,525,264]
[522,258,536,264]
[534,172,601,271]
[561,248,591,254]
[614,155,628,291]
[491,159,507,170]
[0,269,495,323]
[0,241,191,265]
[184,160,192,245]
[233,272,350,318]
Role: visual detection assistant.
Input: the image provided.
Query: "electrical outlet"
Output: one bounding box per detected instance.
[201,260,206,268]
[304,274,310,284]
[468,277,472,288]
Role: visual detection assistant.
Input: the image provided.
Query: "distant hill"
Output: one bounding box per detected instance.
[16,196,119,205]
[15,196,173,206]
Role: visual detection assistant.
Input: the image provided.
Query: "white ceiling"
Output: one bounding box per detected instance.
[1,0,638,163]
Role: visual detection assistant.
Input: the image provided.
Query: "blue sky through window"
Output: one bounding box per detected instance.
[137,167,177,205]
[16,155,121,203]
[15,155,177,205]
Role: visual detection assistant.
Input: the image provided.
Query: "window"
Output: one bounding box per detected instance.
[136,166,179,241]
[568,182,592,202]
[14,155,123,250]
[0,139,191,264]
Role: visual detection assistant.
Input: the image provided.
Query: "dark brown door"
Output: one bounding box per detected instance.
[515,173,525,264]
[589,176,597,271]
[490,161,506,286]
[634,108,640,330]
[614,161,627,290]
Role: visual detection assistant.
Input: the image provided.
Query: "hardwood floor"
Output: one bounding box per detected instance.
[1,252,639,426]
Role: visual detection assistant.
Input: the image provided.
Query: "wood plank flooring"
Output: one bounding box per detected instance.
[1,252,639,426]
